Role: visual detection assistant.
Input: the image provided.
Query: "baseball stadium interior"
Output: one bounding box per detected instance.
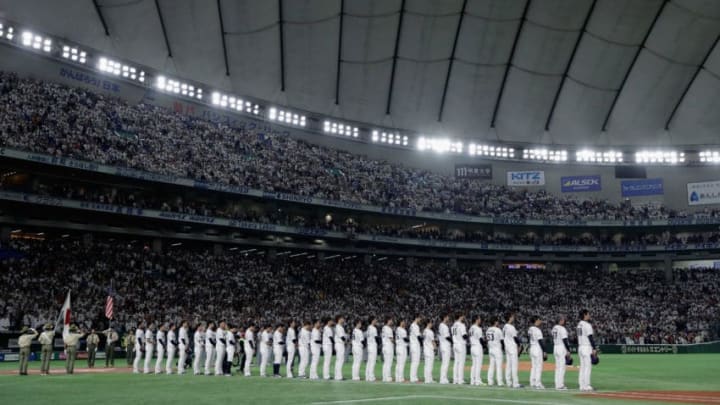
[1,1,720,404]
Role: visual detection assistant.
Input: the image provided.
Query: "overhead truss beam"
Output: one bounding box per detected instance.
[601,0,668,132]
[665,32,720,130]
[544,0,597,131]
[217,0,230,76]
[438,0,468,122]
[385,0,406,115]
[490,0,531,128]
[154,0,173,57]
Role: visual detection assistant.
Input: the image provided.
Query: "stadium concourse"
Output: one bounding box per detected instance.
[11,177,720,248]
[2,72,720,223]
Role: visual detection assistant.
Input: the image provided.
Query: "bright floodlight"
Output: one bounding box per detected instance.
[0,23,15,40]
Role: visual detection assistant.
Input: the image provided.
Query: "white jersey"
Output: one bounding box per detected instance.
[528,326,543,347]
[469,325,483,347]
[226,331,236,348]
[451,321,467,346]
[287,327,297,347]
[216,329,226,348]
[156,330,166,348]
[409,322,421,346]
[244,330,255,351]
[194,330,205,349]
[144,329,155,347]
[438,323,451,348]
[381,325,394,347]
[179,327,189,347]
[299,328,311,348]
[485,326,503,350]
[551,325,568,346]
[503,324,518,351]
[273,330,284,351]
[135,329,144,347]
[352,328,364,349]
[322,325,334,346]
[366,325,378,349]
[167,330,176,349]
[205,330,216,348]
[311,328,322,349]
[396,327,408,350]
[422,329,435,353]
[260,330,271,348]
[335,324,347,346]
[577,320,594,347]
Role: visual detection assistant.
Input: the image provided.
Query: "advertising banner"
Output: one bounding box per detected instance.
[454,164,492,179]
[621,178,664,197]
[507,171,545,186]
[561,175,601,192]
[687,180,720,206]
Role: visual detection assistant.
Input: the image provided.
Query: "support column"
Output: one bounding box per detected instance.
[663,257,673,282]
[83,233,94,248]
[449,258,458,269]
[1,227,11,242]
[364,254,372,266]
[267,248,277,262]
[152,238,162,253]
[213,244,223,256]
[407,257,415,268]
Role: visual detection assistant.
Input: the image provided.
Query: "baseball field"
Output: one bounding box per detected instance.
[1,353,718,404]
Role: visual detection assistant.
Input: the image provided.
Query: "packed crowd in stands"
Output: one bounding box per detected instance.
[8,179,720,248]
[3,72,720,222]
[0,236,717,346]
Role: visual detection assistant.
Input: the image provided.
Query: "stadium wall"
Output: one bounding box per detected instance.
[2,44,719,211]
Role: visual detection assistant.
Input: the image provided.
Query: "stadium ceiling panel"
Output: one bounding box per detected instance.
[1,0,719,147]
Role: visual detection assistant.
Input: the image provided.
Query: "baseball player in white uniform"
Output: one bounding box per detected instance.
[214,322,227,376]
[143,324,155,374]
[395,320,408,383]
[204,322,216,375]
[438,315,452,384]
[177,321,189,374]
[408,317,422,383]
[273,325,285,377]
[243,325,256,376]
[486,317,504,386]
[165,323,177,374]
[334,317,347,380]
[322,319,335,380]
[381,318,395,383]
[365,317,379,382]
[452,314,468,385]
[154,324,166,374]
[577,310,597,392]
[423,320,435,383]
[260,326,272,377]
[552,316,571,390]
[225,326,237,376]
[528,316,547,389]
[469,316,485,386]
[503,312,523,388]
[351,320,364,381]
[310,320,322,380]
[192,324,205,375]
[286,321,297,378]
[298,321,311,378]
[133,323,144,373]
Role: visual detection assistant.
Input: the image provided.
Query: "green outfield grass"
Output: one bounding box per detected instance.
[1,354,718,404]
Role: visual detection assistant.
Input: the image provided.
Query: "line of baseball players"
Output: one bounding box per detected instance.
[130,310,598,392]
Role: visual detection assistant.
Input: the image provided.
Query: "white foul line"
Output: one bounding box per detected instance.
[311,394,569,405]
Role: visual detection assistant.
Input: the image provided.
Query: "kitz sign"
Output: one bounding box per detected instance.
[561,175,602,192]
[507,171,545,186]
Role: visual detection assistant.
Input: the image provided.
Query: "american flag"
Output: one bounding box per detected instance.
[105,288,114,320]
